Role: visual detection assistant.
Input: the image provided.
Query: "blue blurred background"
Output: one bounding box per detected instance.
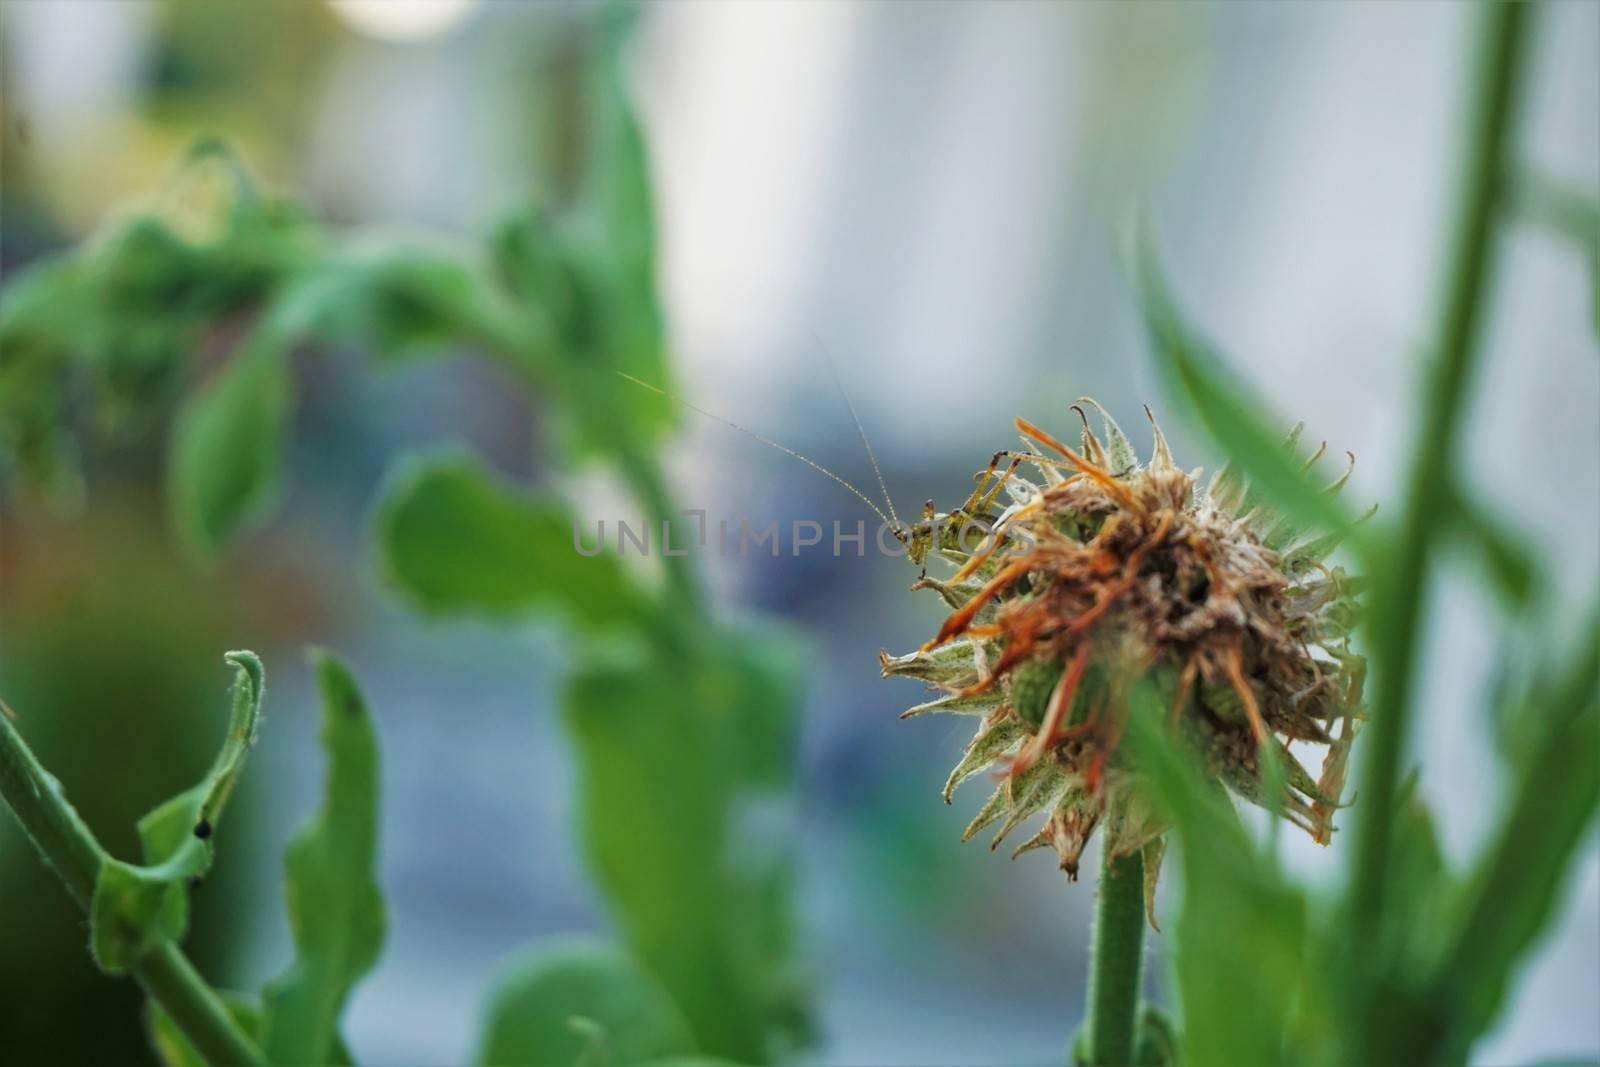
[1,2,1595,1064]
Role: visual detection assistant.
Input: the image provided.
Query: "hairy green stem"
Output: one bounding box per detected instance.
[0,712,265,1067]
[1086,848,1145,1066]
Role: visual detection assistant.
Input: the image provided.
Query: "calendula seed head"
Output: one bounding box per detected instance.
[883,400,1367,892]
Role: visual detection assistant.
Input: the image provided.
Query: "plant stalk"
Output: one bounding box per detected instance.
[1349,1,1529,937]
[1086,847,1146,1066]
[0,711,265,1067]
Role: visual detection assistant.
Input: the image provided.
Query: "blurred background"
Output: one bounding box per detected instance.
[1,2,1595,1064]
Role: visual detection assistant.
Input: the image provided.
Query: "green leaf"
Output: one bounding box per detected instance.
[1123,680,1310,1067]
[1504,168,1600,337]
[474,936,697,1067]
[88,651,264,973]
[588,5,657,302]
[563,625,812,1063]
[167,328,292,556]
[1431,631,1600,1058]
[1446,480,1540,608]
[374,448,652,631]
[261,650,384,1067]
[1134,234,1357,545]
[526,7,673,461]
[275,245,529,365]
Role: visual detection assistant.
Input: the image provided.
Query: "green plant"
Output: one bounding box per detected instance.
[1,649,376,1067]
[3,9,806,1066]
[881,5,1596,1066]
[2,4,1595,1067]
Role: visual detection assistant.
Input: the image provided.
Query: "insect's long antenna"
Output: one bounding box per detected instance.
[811,330,902,531]
[615,370,897,530]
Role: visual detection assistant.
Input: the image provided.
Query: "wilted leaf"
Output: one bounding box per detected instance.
[88,652,264,973]
[475,936,697,1067]
[374,448,652,631]
[524,7,674,461]
[261,650,384,1067]
[563,625,811,1063]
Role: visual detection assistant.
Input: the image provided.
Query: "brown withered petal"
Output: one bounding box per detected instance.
[886,402,1366,898]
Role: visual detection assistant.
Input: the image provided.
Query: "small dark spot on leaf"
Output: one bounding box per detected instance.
[343,693,361,717]
[193,819,212,840]
[186,875,204,890]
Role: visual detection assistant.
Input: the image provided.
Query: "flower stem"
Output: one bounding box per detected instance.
[1086,847,1146,1066]
[0,711,265,1067]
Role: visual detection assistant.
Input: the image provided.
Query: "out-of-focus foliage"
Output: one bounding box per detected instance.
[0,140,314,513]
[374,448,650,631]
[2,8,808,1065]
[564,628,811,1063]
[89,652,262,973]
[1129,9,1600,1054]
[475,937,696,1066]
[260,651,385,1066]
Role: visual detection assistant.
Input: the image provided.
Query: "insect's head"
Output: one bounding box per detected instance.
[903,501,938,570]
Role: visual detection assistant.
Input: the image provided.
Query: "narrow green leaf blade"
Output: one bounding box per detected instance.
[474,936,697,1067]
[1432,630,1600,1057]
[374,448,651,631]
[1446,480,1540,608]
[1135,236,1356,542]
[167,330,291,556]
[261,650,385,1067]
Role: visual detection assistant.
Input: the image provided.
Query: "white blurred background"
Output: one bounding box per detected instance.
[2,2,1595,1064]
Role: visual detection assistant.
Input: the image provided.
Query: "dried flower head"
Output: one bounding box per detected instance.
[882,400,1366,890]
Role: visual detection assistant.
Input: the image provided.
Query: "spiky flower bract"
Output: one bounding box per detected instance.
[882,400,1366,894]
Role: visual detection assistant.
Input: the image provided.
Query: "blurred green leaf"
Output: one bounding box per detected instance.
[1382,773,1455,971]
[261,650,384,1067]
[1124,680,1309,1067]
[588,6,656,304]
[1492,611,1600,775]
[475,936,697,1067]
[1134,236,1356,544]
[276,244,531,365]
[563,625,811,1064]
[1430,624,1599,1059]
[374,448,652,631]
[1446,481,1540,607]
[167,328,292,557]
[517,8,673,462]
[88,652,263,973]
[1504,168,1599,337]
